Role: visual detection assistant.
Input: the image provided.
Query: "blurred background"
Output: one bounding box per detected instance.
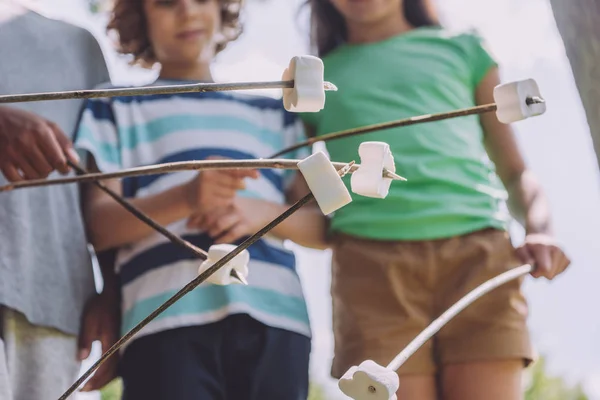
[11,0,600,398]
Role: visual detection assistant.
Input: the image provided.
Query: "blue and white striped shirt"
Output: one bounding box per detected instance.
[74,80,311,345]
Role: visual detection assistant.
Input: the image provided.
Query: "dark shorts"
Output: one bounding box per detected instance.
[120,314,311,400]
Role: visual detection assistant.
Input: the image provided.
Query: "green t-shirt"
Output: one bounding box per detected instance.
[301,27,510,240]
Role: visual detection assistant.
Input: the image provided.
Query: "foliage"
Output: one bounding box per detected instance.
[308,382,327,400]
[100,378,122,400]
[525,356,589,400]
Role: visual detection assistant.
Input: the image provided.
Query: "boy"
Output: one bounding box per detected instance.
[74,1,326,399]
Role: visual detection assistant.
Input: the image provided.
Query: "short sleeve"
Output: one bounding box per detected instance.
[281,110,311,190]
[459,30,498,88]
[73,95,121,173]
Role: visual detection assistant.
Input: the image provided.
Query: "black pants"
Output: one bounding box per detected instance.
[120,314,311,400]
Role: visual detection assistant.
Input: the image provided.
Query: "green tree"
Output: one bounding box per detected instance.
[525,356,589,400]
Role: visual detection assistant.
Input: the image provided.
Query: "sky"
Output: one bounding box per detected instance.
[11,0,600,398]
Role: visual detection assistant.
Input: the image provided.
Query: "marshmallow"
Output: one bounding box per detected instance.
[282,56,326,113]
[338,360,400,400]
[197,244,250,285]
[297,151,352,215]
[351,142,396,199]
[493,79,546,124]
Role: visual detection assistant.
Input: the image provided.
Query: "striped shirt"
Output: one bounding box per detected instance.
[74,80,311,345]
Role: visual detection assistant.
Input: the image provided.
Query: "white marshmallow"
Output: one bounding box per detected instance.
[493,79,546,124]
[197,244,250,285]
[282,56,326,113]
[351,142,396,199]
[338,360,400,400]
[297,151,352,215]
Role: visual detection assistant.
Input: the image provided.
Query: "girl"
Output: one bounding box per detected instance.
[300,0,570,399]
[75,0,325,399]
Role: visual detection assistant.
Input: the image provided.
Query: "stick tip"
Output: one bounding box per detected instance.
[385,170,407,181]
[324,81,338,92]
[338,160,356,177]
[231,270,248,285]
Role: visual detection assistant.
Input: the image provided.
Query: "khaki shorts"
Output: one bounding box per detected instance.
[329,227,534,378]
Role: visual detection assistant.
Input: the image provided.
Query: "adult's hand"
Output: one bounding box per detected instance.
[77,290,121,392]
[0,106,80,182]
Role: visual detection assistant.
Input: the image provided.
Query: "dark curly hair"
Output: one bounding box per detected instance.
[107,0,244,68]
[306,0,439,58]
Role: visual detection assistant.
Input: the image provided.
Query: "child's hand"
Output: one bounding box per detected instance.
[185,156,259,216]
[200,197,274,244]
[515,233,571,280]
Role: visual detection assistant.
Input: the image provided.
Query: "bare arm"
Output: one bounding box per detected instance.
[477,67,553,235]
[82,174,193,251]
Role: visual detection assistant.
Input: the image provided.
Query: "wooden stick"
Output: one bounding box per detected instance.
[268,96,545,159]
[0,80,337,104]
[0,159,405,192]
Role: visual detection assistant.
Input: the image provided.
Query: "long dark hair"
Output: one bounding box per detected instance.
[306,0,439,57]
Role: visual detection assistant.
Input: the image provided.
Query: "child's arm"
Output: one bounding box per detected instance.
[199,173,329,250]
[477,69,552,235]
[83,156,257,251]
[477,67,570,279]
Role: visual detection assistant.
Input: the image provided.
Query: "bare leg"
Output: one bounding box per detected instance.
[441,360,523,400]
[397,374,438,400]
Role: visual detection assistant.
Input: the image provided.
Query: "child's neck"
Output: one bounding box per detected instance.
[346,13,414,45]
[158,62,213,82]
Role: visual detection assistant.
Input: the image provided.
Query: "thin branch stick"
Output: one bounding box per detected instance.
[0,80,336,104]
[269,96,545,158]
[386,264,533,371]
[0,159,405,192]
[269,103,499,158]
[58,162,354,400]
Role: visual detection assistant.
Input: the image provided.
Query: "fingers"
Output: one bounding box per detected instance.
[518,236,572,280]
[80,356,118,392]
[0,116,73,180]
[529,243,554,279]
[24,145,54,178]
[215,223,248,244]
[230,168,260,180]
[77,311,97,362]
[15,156,38,180]
[190,206,230,231]
[0,162,23,182]
[81,325,119,391]
[186,213,205,229]
[16,122,69,177]
[210,171,248,191]
[47,121,77,173]
[207,211,242,238]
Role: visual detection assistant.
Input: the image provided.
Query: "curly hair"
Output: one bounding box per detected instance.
[107,0,244,68]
